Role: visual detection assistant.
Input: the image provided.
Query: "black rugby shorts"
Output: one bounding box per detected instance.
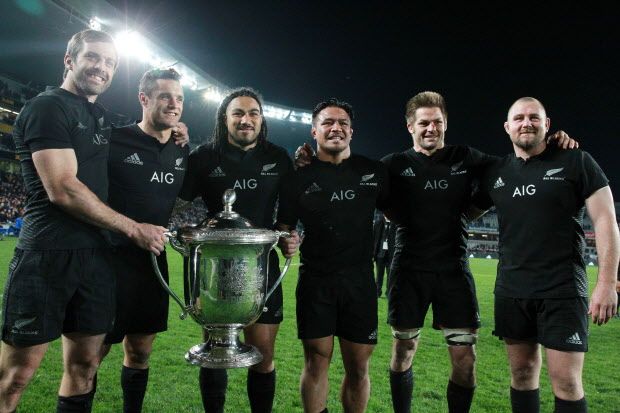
[1,248,115,346]
[105,248,170,344]
[387,259,480,330]
[296,265,378,344]
[493,295,589,352]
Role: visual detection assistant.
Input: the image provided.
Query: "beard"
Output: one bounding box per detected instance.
[73,67,111,96]
[512,131,545,151]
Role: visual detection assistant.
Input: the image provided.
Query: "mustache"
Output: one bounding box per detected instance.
[85,69,108,81]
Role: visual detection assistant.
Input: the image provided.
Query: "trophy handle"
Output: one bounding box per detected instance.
[265,257,292,301]
[166,230,188,255]
[150,252,190,320]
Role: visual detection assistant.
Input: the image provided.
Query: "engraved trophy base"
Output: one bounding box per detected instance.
[184,326,263,369]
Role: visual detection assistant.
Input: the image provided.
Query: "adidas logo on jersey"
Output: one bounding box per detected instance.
[124,153,143,165]
[174,157,185,171]
[208,166,226,177]
[261,163,278,176]
[401,167,415,177]
[543,167,565,181]
[493,177,505,189]
[565,332,583,345]
[304,182,322,194]
[77,121,88,130]
[368,329,377,340]
[360,173,377,186]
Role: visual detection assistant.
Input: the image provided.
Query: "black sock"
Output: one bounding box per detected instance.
[56,390,95,413]
[199,368,228,413]
[247,369,276,413]
[390,368,413,413]
[447,380,475,413]
[554,396,587,413]
[510,387,540,413]
[121,366,149,413]
[56,374,97,413]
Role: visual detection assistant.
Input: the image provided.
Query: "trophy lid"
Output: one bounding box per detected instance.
[176,189,279,245]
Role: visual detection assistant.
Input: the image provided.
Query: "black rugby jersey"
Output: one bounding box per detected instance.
[12,87,111,249]
[475,145,608,298]
[108,124,188,246]
[278,154,390,275]
[382,145,496,270]
[179,141,294,228]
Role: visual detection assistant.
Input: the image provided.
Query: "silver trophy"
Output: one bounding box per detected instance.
[151,189,291,368]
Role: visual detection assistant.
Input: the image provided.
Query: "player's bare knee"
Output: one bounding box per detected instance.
[1,366,36,394]
[510,364,538,387]
[550,375,582,398]
[126,349,151,366]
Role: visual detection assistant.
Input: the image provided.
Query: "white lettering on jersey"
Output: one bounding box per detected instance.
[150,171,175,184]
[424,179,448,190]
[331,189,356,201]
[512,184,536,197]
[233,179,258,190]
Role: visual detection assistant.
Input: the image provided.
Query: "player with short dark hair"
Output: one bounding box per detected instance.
[382,91,495,413]
[473,97,619,413]
[0,30,167,413]
[278,98,390,413]
[176,87,299,413]
[98,67,188,413]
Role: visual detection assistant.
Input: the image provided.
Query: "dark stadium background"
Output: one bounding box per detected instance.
[0,1,618,196]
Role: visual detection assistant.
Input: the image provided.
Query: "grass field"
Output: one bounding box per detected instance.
[0,236,619,412]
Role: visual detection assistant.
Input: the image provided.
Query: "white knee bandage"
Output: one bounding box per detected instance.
[391,328,421,340]
[443,329,478,346]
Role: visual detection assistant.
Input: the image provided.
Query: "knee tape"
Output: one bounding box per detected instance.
[391,328,421,340]
[443,329,478,346]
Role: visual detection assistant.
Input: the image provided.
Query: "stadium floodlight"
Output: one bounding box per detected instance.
[89,17,102,31]
[289,110,313,124]
[203,88,224,103]
[263,105,290,120]
[114,30,158,64]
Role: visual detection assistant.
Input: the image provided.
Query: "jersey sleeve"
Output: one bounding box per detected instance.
[19,97,73,152]
[578,150,609,199]
[468,146,501,178]
[177,147,203,201]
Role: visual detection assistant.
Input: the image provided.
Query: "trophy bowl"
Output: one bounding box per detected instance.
[151,189,290,368]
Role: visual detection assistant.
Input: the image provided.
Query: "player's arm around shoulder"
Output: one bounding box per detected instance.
[32,148,166,254]
[585,185,620,324]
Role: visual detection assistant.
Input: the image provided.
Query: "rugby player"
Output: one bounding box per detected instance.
[176,87,299,413]
[0,30,166,413]
[98,67,188,413]
[472,97,619,413]
[278,98,389,413]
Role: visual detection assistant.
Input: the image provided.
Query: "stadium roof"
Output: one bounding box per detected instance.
[1,0,312,124]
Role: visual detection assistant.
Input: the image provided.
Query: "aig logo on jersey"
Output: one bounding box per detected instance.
[543,167,565,181]
[424,179,448,190]
[234,179,258,190]
[151,171,174,184]
[261,163,278,176]
[512,184,536,197]
[331,189,356,202]
[359,173,377,186]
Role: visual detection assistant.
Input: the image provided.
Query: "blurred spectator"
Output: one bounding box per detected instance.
[0,171,26,225]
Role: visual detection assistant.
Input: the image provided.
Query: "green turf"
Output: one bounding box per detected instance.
[0,237,618,412]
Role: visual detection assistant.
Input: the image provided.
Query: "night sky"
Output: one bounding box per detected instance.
[2,1,619,195]
[106,1,619,195]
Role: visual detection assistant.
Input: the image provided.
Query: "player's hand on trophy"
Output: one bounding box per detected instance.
[294,143,314,168]
[547,130,579,149]
[129,222,168,255]
[278,230,300,258]
[588,282,618,325]
[172,122,190,147]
